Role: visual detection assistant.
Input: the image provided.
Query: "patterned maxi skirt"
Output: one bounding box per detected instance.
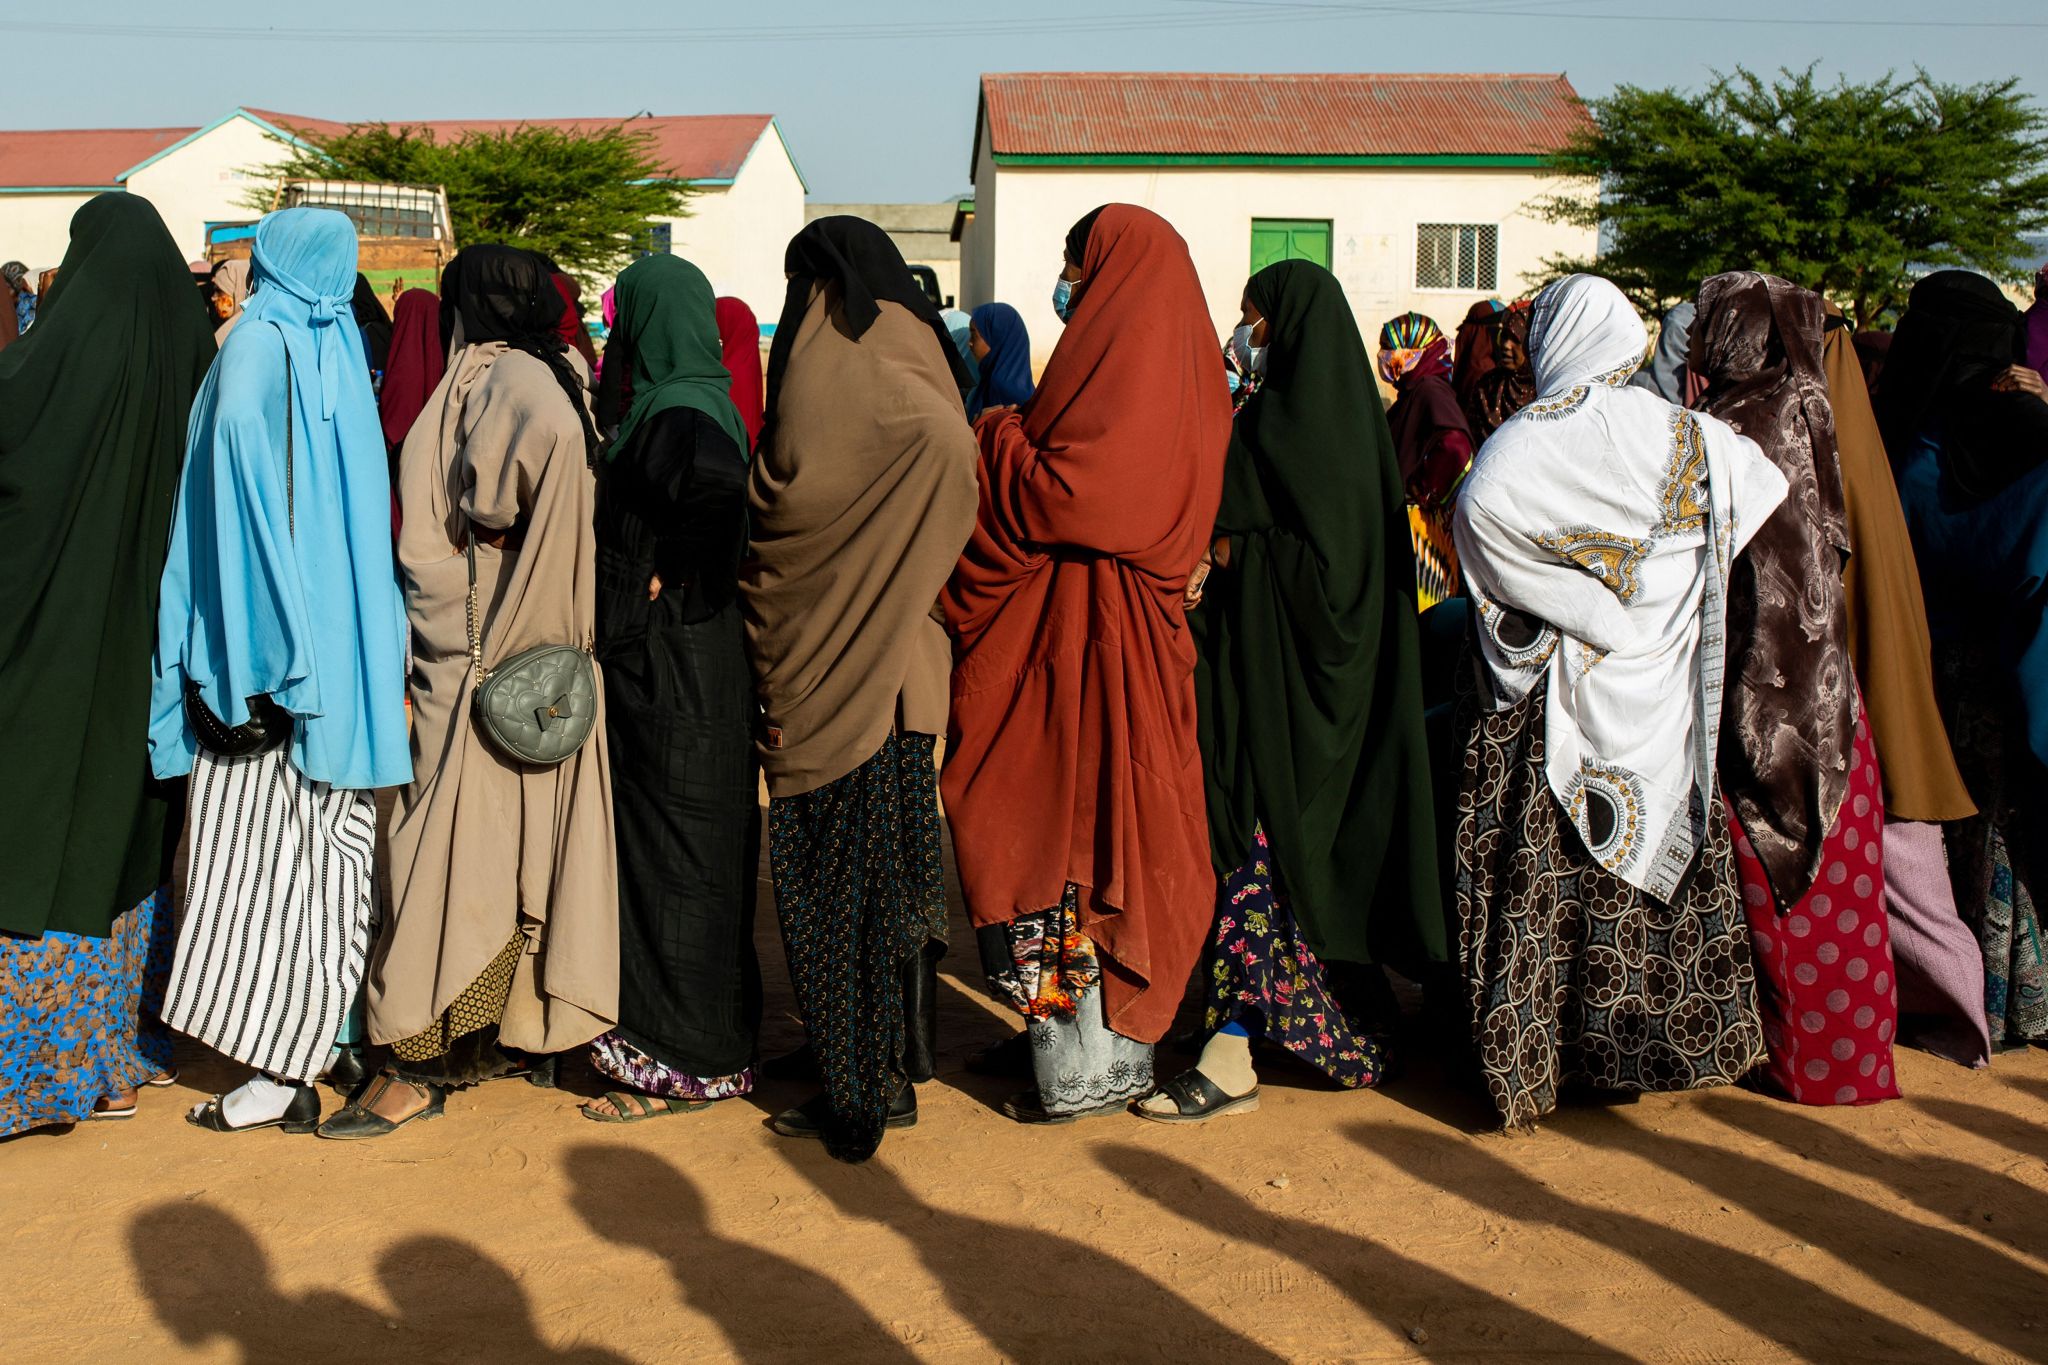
[163,748,377,1085]
[768,732,948,1162]
[1729,715,1900,1106]
[1457,678,1765,1129]
[0,888,175,1136]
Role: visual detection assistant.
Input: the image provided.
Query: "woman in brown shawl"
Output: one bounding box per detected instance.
[324,245,619,1139]
[1466,301,1536,443]
[1821,308,1988,1067]
[744,216,978,1162]
[1694,271,1899,1106]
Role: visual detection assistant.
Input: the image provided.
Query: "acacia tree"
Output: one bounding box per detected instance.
[1539,67,2048,327]
[252,119,693,279]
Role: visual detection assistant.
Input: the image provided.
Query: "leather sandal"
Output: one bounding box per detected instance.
[580,1091,715,1123]
[185,1084,322,1134]
[314,1071,444,1140]
[1131,1068,1260,1125]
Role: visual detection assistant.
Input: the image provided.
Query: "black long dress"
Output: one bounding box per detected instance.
[593,406,762,1089]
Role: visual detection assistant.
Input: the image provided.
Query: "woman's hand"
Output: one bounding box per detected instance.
[1994,365,2048,402]
[1184,549,1214,610]
[648,574,664,602]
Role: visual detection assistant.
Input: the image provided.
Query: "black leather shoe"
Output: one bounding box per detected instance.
[321,1046,368,1096]
[315,1072,445,1140]
[900,940,944,1084]
[186,1082,322,1135]
[769,1082,918,1140]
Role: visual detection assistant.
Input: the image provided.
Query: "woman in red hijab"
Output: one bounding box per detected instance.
[378,288,445,456]
[715,295,764,450]
[943,203,1230,1124]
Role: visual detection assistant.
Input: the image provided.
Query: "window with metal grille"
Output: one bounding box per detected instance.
[637,222,673,259]
[1416,223,1499,291]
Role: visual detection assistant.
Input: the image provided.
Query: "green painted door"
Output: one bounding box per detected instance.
[1250,218,1333,273]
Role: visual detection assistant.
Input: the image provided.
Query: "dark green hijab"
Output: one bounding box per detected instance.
[604,254,748,461]
[1192,259,1444,970]
[0,193,214,938]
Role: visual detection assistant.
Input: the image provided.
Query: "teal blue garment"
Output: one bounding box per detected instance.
[148,208,411,790]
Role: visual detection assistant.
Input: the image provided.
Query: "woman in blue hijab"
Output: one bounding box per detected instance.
[149,207,410,1134]
[966,302,1033,418]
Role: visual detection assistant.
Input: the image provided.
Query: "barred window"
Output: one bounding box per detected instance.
[638,222,674,259]
[1416,223,1499,291]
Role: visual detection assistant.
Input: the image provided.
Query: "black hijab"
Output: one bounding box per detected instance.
[1877,269,2048,498]
[764,215,972,436]
[350,272,392,374]
[441,244,597,463]
[1065,206,1108,268]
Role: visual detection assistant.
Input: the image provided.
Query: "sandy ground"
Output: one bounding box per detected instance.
[8,819,2048,1365]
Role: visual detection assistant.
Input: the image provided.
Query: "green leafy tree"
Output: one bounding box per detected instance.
[1539,67,2048,328]
[249,119,693,279]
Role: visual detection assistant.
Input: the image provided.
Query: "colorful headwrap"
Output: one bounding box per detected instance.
[1377,311,1449,385]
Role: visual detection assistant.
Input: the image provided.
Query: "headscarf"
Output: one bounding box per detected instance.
[603,254,747,464]
[1377,312,1447,385]
[551,272,600,370]
[764,215,971,440]
[1630,301,1696,403]
[0,193,214,939]
[1467,301,1535,441]
[350,272,391,375]
[1694,271,1855,912]
[441,244,597,464]
[149,207,411,791]
[965,302,1033,418]
[942,203,1231,1045]
[2027,263,2048,385]
[940,307,979,391]
[210,258,251,346]
[1451,298,1507,402]
[1193,259,1442,972]
[1453,275,1789,901]
[1820,307,1976,823]
[594,285,618,385]
[378,287,445,451]
[714,295,764,449]
[1878,269,2048,499]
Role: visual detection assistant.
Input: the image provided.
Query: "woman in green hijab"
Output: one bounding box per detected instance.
[0,193,214,1135]
[579,253,761,1121]
[1141,259,1443,1122]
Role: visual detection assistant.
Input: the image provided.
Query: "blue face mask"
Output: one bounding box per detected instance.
[1052,276,1077,323]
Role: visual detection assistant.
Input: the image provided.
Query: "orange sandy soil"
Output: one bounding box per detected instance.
[8,827,2048,1364]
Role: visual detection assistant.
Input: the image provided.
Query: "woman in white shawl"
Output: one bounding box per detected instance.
[1451,274,1788,1129]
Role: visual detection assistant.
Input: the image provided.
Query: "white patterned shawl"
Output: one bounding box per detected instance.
[1453,275,1788,901]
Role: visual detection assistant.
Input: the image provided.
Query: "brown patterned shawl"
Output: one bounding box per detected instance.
[1696,271,1855,912]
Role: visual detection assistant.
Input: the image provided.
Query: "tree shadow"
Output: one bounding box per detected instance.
[562,1143,918,1362]
[1352,1119,1984,1363]
[1092,1142,1622,1357]
[1696,1091,2048,1268]
[127,1202,630,1364]
[786,1141,1291,1362]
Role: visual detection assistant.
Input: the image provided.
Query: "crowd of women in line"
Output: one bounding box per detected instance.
[4,189,2047,1166]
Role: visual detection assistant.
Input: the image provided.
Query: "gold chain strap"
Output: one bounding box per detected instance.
[463,535,487,689]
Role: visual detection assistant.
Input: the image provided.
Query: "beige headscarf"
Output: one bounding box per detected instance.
[742,290,979,797]
[210,258,251,346]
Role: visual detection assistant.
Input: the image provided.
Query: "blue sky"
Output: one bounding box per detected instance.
[15,2,2047,201]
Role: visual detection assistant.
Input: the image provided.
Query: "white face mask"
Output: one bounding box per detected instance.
[1229,323,1267,377]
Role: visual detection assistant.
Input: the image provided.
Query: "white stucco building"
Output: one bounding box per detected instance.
[0,107,807,320]
[961,72,1599,366]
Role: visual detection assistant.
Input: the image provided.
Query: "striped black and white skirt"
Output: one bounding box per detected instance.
[163,746,377,1084]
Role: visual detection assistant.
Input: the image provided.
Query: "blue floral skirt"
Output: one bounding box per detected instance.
[1,888,174,1136]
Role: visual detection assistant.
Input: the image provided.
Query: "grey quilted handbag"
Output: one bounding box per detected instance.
[464,537,598,766]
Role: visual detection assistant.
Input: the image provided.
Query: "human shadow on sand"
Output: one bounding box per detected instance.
[126,1202,628,1364]
[1094,1142,1621,1357]
[1357,1118,1986,1363]
[564,1143,919,1362]
[784,1140,1291,1362]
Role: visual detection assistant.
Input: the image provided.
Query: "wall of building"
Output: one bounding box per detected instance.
[665,122,806,325]
[0,192,99,272]
[959,139,998,311]
[980,162,1596,368]
[125,115,292,261]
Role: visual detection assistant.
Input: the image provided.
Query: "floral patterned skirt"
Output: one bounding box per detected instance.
[1,888,174,1137]
[1201,826,1384,1088]
[1457,677,1765,1129]
[589,1030,754,1102]
[988,885,1154,1115]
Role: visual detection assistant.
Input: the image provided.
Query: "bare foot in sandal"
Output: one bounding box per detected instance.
[580,1091,713,1123]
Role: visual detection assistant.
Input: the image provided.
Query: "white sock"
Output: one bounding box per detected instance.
[202,1074,302,1127]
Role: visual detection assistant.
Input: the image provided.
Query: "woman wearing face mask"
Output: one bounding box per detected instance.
[1380,312,1475,609]
[1141,261,1442,1121]
[944,204,1230,1124]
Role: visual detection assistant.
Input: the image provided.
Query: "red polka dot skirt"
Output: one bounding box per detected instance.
[1729,714,1901,1107]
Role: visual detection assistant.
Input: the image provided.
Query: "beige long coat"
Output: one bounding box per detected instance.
[369,343,618,1051]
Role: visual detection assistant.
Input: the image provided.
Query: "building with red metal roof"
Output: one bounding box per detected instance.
[960,72,1599,360]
